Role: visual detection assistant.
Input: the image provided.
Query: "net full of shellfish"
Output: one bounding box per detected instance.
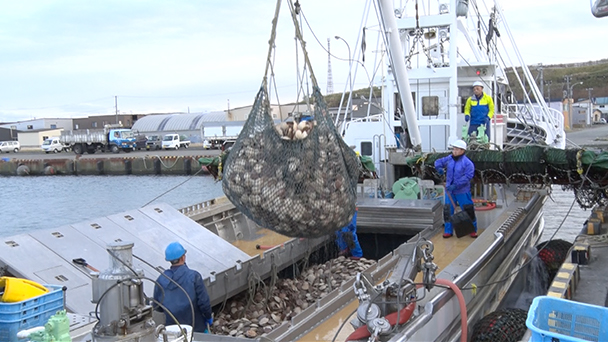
[222,86,359,238]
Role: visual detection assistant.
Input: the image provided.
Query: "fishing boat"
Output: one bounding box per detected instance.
[340,0,566,183]
[0,0,588,342]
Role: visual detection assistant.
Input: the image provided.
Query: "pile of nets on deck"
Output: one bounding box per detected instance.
[406,145,608,208]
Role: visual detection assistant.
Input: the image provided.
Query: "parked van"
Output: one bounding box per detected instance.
[41,138,69,153]
[0,141,20,153]
[146,135,162,150]
[162,134,190,150]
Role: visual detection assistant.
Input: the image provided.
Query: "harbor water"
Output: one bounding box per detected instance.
[0,175,591,243]
[0,175,224,237]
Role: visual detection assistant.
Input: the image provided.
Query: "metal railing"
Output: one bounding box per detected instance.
[178,198,218,214]
[505,104,564,146]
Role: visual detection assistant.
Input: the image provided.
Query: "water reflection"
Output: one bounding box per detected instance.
[0,175,223,237]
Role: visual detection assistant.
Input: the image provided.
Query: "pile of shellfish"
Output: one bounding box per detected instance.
[210,256,376,338]
[222,118,358,238]
[274,119,315,140]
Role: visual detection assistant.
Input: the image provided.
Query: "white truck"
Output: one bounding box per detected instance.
[200,124,242,149]
[41,137,70,153]
[161,134,191,150]
[60,124,137,154]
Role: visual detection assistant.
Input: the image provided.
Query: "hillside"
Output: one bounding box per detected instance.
[506,59,608,102]
[323,87,382,108]
[320,60,608,106]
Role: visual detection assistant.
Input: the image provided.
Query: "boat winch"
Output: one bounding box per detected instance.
[91,242,156,341]
[348,239,438,340]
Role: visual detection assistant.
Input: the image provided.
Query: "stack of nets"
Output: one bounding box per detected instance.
[502,145,547,183]
[465,149,504,181]
[222,86,359,238]
[470,308,528,342]
[406,146,608,208]
[544,148,579,182]
[536,239,572,283]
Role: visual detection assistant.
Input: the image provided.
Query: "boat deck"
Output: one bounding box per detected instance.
[296,225,482,341]
[0,202,325,315]
[280,189,538,342]
[1,189,548,342]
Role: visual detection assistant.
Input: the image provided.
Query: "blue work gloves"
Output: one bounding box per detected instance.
[485,116,491,124]
[204,318,213,333]
[437,168,444,176]
[464,115,470,122]
[446,185,457,192]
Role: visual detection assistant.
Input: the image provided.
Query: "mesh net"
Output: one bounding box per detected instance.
[536,239,572,283]
[221,86,359,238]
[470,308,528,342]
[466,149,504,180]
[503,145,546,176]
[406,147,608,208]
[544,148,579,171]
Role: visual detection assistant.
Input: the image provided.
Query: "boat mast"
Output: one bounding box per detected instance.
[377,0,422,151]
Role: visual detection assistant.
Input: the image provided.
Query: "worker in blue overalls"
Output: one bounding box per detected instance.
[336,208,363,260]
[434,139,478,238]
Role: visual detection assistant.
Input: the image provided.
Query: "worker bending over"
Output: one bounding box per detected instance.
[434,140,478,238]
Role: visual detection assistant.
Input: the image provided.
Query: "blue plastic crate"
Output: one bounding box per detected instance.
[0,285,64,342]
[526,296,608,342]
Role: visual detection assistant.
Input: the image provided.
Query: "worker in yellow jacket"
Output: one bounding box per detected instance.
[464,81,494,139]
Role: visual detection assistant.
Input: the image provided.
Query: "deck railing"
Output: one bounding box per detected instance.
[179,198,217,214]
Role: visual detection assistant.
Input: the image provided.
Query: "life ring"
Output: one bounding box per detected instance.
[473,199,496,211]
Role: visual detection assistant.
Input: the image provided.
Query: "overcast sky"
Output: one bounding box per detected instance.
[1,0,605,123]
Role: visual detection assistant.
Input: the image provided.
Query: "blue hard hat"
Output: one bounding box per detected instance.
[165,242,186,261]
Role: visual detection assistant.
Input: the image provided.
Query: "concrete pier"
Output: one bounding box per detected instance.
[0,155,207,176]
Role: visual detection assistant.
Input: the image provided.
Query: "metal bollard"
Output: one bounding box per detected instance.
[96,160,104,175]
[125,159,132,175]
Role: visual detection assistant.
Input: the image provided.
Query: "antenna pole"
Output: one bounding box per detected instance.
[327,38,334,94]
[115,96,118,124]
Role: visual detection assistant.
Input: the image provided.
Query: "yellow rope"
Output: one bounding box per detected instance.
[217,155,223,181]
[416,153,429,165]
[576,149,584,175]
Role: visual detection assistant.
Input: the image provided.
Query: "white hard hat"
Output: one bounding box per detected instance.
[472,81,484,88]
[450,139,467,150]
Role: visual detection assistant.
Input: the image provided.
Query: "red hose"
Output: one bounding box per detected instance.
[435,278,468,342]
[473,199,496,211]
[345,302,415,341]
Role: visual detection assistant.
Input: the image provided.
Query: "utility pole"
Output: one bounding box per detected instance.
[586,88,594,125]
[327,38,334,94]
[564,75,571,129]
[115,96,118,124]
[545,81,552,105]
[538,64,544,97]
